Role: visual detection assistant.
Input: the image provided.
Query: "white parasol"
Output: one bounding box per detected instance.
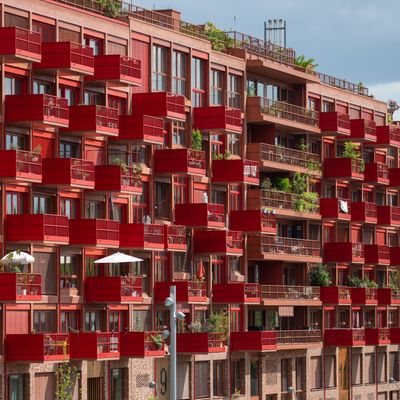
[1,250,35,265]
[94,252,143,264]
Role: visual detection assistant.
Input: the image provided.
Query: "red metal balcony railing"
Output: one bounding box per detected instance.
[351,287,378,305]
[6,214,69,244]
[118,115,165,144]
[378,288,400,305]
[320,286,352,304]
[320,198,351,220]
[120,223,165,250]
[261,285,320,303]
[193,106,242,133]
[318,72,369,96]
[324,242,364,263]
[121,331,165,357]
[193,230,244,255]
[212,159,259,184]
[154,148,206,176]
[165,225,187,251]
[375,125,400,148]
[0,273,41,301]
[350,118,377,142]
[212,283,260,303]
[319,112,351,136]
[229,209,276,234]
[70,332,120,360]
[364,244,390,265]
[351,201,377,223]
[6,333,69,362]
[324,328,366,347]
[177,332,226,353]
[323,157,364,180]
[6,94,69,127]
[377,205,400,226]
[0,149,42,183]
[230,331,277,351]
[364,162,389,185]
[365,328,391,345]
[175,203,225,228]
[94,164,142,194]
[69,219,119,247]
[153,281,207,303]
[276,330,322,347]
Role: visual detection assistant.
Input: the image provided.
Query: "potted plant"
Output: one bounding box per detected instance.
[308,264,331,287]
[151,334,163,350]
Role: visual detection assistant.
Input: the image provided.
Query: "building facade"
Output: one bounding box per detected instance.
[0,1,399,399]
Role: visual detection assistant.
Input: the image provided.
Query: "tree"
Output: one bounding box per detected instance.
[387,99,399,123]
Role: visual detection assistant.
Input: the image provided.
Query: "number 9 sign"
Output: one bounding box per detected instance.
[155,358,170,400]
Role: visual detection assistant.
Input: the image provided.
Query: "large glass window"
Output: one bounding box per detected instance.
[33,310,56,332]
[60,140,80,158]
[9,375,24,400]
[5,75,24,95]
[228,74,241,109]
[85,311,102,331]
[6,192,24,215]
[191,58,205,107]
[210,70,223,105]
[33,80,53,95]
[33,195,52,214]
[172,51,186,96]
[84,36,102,55]
[152,45,167,91]
[60,255,79,291]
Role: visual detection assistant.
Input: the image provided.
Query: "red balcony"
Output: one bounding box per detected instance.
[0,26,41,63]
[364,162,389,185]
[86,54,141,85]
[193,106,242,134]
[118,115,164,144]
[94,165,142,194]
[132,92,185,120]
[351,201,377,223]
[391,247,400,266]
[364,244,390,265]
[6,214,69,244]
[320,286,352,304]
[6,333,69,362]
[212,283,260,303]
[34,41,94,75]
[5,94,69,127]
[153,281,207,303]
[324,328,365,347]
[212,159,259,184]
[42,158,94,189]
[193,230,243,255]
[70,332,120,360]
[69,219,119,247]
[390,328,400,344]
[374,125,400,148]
[261,285,321,305]
[350,119,376,142]
[323,157,364,180]
[324,242,364,263]
[320,198,351,220]
[229,209,276,234]
[175,203,225,228]
[120,223,164,251]
[365,328,391,345]
[230,331,277,352]
[154,149,206,176]
[165,225,187,251]
[351,287,378,305]
[0,150,42,183]
[319,112,351,137]
[85,276,142,303]
[389,168,400,187]
[0,273,41,301]
[377,205,400,226]
[121,331,165,357]
[177,333,226,353]
[377,288,400,305]
[276,330,322,349]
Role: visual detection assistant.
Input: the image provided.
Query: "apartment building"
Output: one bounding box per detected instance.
[0,0,399,399]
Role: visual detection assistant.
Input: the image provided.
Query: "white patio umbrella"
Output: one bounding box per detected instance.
[1,250,35,265]
[94,252,143,264]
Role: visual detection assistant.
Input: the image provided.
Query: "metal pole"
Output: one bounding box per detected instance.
[170,285,177,400]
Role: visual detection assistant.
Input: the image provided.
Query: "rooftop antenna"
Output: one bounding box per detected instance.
[233,15,236,31]
[264,19,286,47]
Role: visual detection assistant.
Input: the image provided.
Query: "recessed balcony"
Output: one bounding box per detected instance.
[351,201,377,224]
[0,150,42,183]
[120,223,165,251]
[276,330,322,350]
[323,157,364,181]
[212,159,259,185]
[350,119,376,142]
[154,148,206,176]
[261,285,321,306]
[153,281,207,303]
[319,112,351,137]
[177,333,226,353]
[364,244,390,265]
[118,115,165,144]
[0,273,41,301]
[324,328,365,347]
[364,162,389,185]
[94,164,142,194]
[69,219,119,247]
[193,106,242,134]
[377,205,400,226]
[229,209,276,234]
[175,203,225,228]
[70,332,120,360]
[193,230,243,256]
[320,197,351,220]
[212,283,260,303]
[323,242,364,264]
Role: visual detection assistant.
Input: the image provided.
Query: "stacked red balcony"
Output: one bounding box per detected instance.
[165,225,187,251]
[374,125,400,147]
[94,164,142,194]
[324,328,365,347]
[5,94,69,127]
[351,287,378,305]
[70,332,120,360]
[212,159,259,184]
[377,288,400,305]
[85,276,142,303]
[389,168,400,187]
[154,148,206,176]
[377,205,400,226]
[33,41,94,75]
[120,223,165,251]
[6,214,69,244]
[69,219,119,247]
[42,158,95,189]
[320,286,352,304]
[193,106,242,134]
[262,285,321,306]
[351,201,377,224]
[0,26,41,63]
[365,328,391,346]
[320,197,351,220]
[0,273,41,301]
[177,333,226,353]
[6,333,69,362]
[230,331,277,351]
[121,331,165,357]
[0,149,42,183]
[323,157,364,180]
[391,247,400,266]
[229,209,276,234]
[212,283,260,303]
[350,118,377,142]
[324,242,364,263]
[364,162,389,185]
[364,244,390,265]
[153,281,207,303]
[175,203,225,228]
[390,328,400,344]
[193,230,244,256]
[86,54,141,85]
[118,115,165,144]
[319,112,351,137]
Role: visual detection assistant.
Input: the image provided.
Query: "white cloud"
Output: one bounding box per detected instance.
[369,81,400,119]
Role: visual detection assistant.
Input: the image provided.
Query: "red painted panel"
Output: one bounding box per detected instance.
[131,39,149,93]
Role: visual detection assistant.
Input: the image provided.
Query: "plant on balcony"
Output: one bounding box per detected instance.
[132,163,142,178]
[213,150,231,160]
[347,274,378,288]
[260,177,272,190]
[271,176,292,193]
[295,55,318,71]
[307,159,322,173]
[341,141,365,172]
[308,264,331,287]
[389,270,400,292]
[150,334,163,350]
[294,191,319,213]
[98,0,121,18]
[298,138,309,152]
[202,22,233,52]
[191,129,203,151]
[292,172,307,195]
[207,311,228,338]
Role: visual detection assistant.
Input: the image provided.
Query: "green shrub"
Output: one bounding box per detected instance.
[309,264,331,287]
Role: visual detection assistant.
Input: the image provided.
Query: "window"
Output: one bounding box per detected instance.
[5,132,25,150]
[154,252,168,282]
[250,360,259,396]
[296,357,306,391]
[281,358,291,392]
[60,311,79,333]
[352,351,362,385]
[86,257,101,277]
[210,134,224,157]
[213,361,227,396]
[132,192,148,223]
[58,86,77,106]
[228,74,241,109]
[60,255,79,290]
[230,308,240,332]
[108,95,127,115]
[111,369,124,400]
[6,192,24,214]
[85,201,103,219]
[310,356,322,389]
[191,57,205,107]
[5,75,25,95]
[33,80,53,95]
[60,140,80,158]
[173,253,188,273]
[33,195,52,214]
[84,90,103,105]
[132,310,151,331]
[172,51,186,96]
[171,120,186,146]
[231,360,245,395]
[85,311,102,331]
[33,310,56,333]
[378,352,387,383]
[229,185,241,211]
[152,45,167,91]
[210,70,224,105]
[365,353,375,384]
[154,182,170,219]
[173,177,187,205]
[390,352,399,381]
[324,355,336,388]
[9,375,25,400]
[84,36,102,55]
[227,133,240,155]
[60,198,78,219]
[109,311,124,332]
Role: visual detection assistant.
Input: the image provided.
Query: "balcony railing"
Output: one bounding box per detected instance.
[261,285,320,301]
[258,236,321,257]
[16,273,42,297]
[276,330,321,346]
[244,283,261,299]
[187,281,206,298]
[165,225,187,250]
[0,150,42,182]
[0,27,42,62]
[44,334,70,358]
[318,72,369,96]
[120,276,142,298]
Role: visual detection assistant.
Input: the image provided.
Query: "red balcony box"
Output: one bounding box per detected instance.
[94,165,142,194]
[320,287,352,304]
[350,119,377,142]
[154,149,206,176]
[121,331,165,357]
[70,332,120,360]
[85,276,142,303]
[33,41,94,75]
[132,92,185,120]
[69,219,119,247]
[364,244,390,265]
[364,163,389,185]
[212,159,259,185]
[5,94,69,127]
[319,112,350,137]
[324,242,364,264]
[390,247,400,266]
[177,332,226,353]
[323,157,364,181]
[324,328,365,347]
[118,115,165,145]
[377,288,400,305]
[389,168,400,188]
[0,273,41,301]
[6,333,69,362]
[351,201,377,224]
[351,288,378,305]
[42,158,94,189]
[0,27,41,63]
[153,281,207,303]
[193,106,242,134]
[6,214,69,244]
[320,198,351,220]
[230,331,277,352]
[86,54,141,86]
[390,328,400,344]
[229,209,276,234]
[365,328,391,346]
[0,150,42,183]
[175,203,225,229]
[165,225,187,251]
[212,283,260,303]
[374,125,400,148]
[193,230,243,256]
[377,206,400,226]
[120,223,165,251]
